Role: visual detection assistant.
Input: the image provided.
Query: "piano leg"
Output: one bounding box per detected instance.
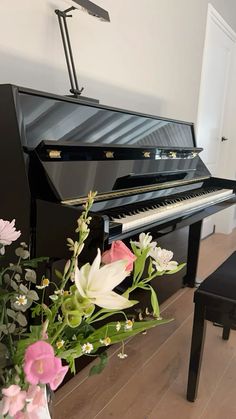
[183,220,203,288]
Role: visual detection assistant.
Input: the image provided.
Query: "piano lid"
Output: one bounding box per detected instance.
[16,88,210,203]
[18,91,196,149]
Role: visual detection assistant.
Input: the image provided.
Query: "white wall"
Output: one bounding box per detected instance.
[0,0,236,122]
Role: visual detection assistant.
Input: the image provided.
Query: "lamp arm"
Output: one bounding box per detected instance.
[55,9,84,97]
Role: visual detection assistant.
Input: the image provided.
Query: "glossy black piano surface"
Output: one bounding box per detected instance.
[1,84,236,295]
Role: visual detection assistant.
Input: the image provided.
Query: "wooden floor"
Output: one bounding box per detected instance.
[54,229,236,419]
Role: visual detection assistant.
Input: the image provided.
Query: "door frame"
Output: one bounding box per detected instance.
[196,3,236,237]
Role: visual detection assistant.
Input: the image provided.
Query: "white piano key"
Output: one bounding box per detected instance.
[112,189,234,232]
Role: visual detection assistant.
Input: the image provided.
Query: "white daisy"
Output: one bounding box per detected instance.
[15,295,27,306]
[118,352,128,359]
[82,342,94,354]
[124,320,134,330]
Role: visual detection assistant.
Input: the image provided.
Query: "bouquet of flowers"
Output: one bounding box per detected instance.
[0,192,184,418]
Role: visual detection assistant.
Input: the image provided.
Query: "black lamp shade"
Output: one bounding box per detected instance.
[69,0,110,21]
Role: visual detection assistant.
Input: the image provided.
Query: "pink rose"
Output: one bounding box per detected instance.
[1,384,26,417]
[102,241,136,272]
[23,341,68,390]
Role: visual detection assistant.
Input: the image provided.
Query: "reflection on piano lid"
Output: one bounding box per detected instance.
[30,141,208,204]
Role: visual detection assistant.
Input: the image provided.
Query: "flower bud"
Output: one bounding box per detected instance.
[65,310,82,328]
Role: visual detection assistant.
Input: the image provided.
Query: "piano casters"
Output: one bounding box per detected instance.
[183,220,203,288]
[55,0,110,99]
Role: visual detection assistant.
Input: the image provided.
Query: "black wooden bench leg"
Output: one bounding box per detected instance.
[222,326,230,340]
[187,302,206,402]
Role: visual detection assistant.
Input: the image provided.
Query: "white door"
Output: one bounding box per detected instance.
[196,4,236,237]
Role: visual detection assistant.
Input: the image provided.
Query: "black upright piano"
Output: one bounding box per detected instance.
[1,84,236,300]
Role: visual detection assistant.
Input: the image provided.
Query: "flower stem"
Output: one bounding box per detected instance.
[50,321,66,345]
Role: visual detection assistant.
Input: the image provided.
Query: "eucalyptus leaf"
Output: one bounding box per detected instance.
[8,265,22,274]
[10,280,18,291]
[3,273,10,284]
[16,312,27,327]
[19,284,28,294]
[49,294,58,301]
[27,290,39,301]
[15,247,30,259]
[25,269,37,283]
[6,309,17,320]
[0,323,16,334]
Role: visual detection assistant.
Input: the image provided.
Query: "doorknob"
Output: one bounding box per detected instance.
[221,136,229,142]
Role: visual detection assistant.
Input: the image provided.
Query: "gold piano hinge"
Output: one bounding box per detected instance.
[48,150,61,159]
[61,176,210,206]
[143,151,151,158]
[104,151,114,159]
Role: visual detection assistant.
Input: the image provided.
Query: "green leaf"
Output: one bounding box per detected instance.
[130,242,141,257]
[89,352,108,376]
[54,269,63,280]
[149,286,160,318]
[148,258,154,276]
[83,318,173,351]
[21,256,49,268]
[31,304,41,318]
[14,325,43,364]
[133,248,150,282]
[63,321,95,341]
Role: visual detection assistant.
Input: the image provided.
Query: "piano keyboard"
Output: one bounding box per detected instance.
[110,188,234,233]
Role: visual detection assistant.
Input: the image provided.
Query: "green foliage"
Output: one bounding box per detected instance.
[89,352,108,376]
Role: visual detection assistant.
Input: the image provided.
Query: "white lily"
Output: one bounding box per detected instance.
[150,247,178,271]
[75,249,135,310]
[132,232,157,252]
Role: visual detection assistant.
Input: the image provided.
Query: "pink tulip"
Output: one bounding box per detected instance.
[24,341,68,391]
[1,384,26,417]
[102,240,136,272]
[0,219,21,246]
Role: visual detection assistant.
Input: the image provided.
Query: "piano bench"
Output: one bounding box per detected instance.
[186,251,236,402]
